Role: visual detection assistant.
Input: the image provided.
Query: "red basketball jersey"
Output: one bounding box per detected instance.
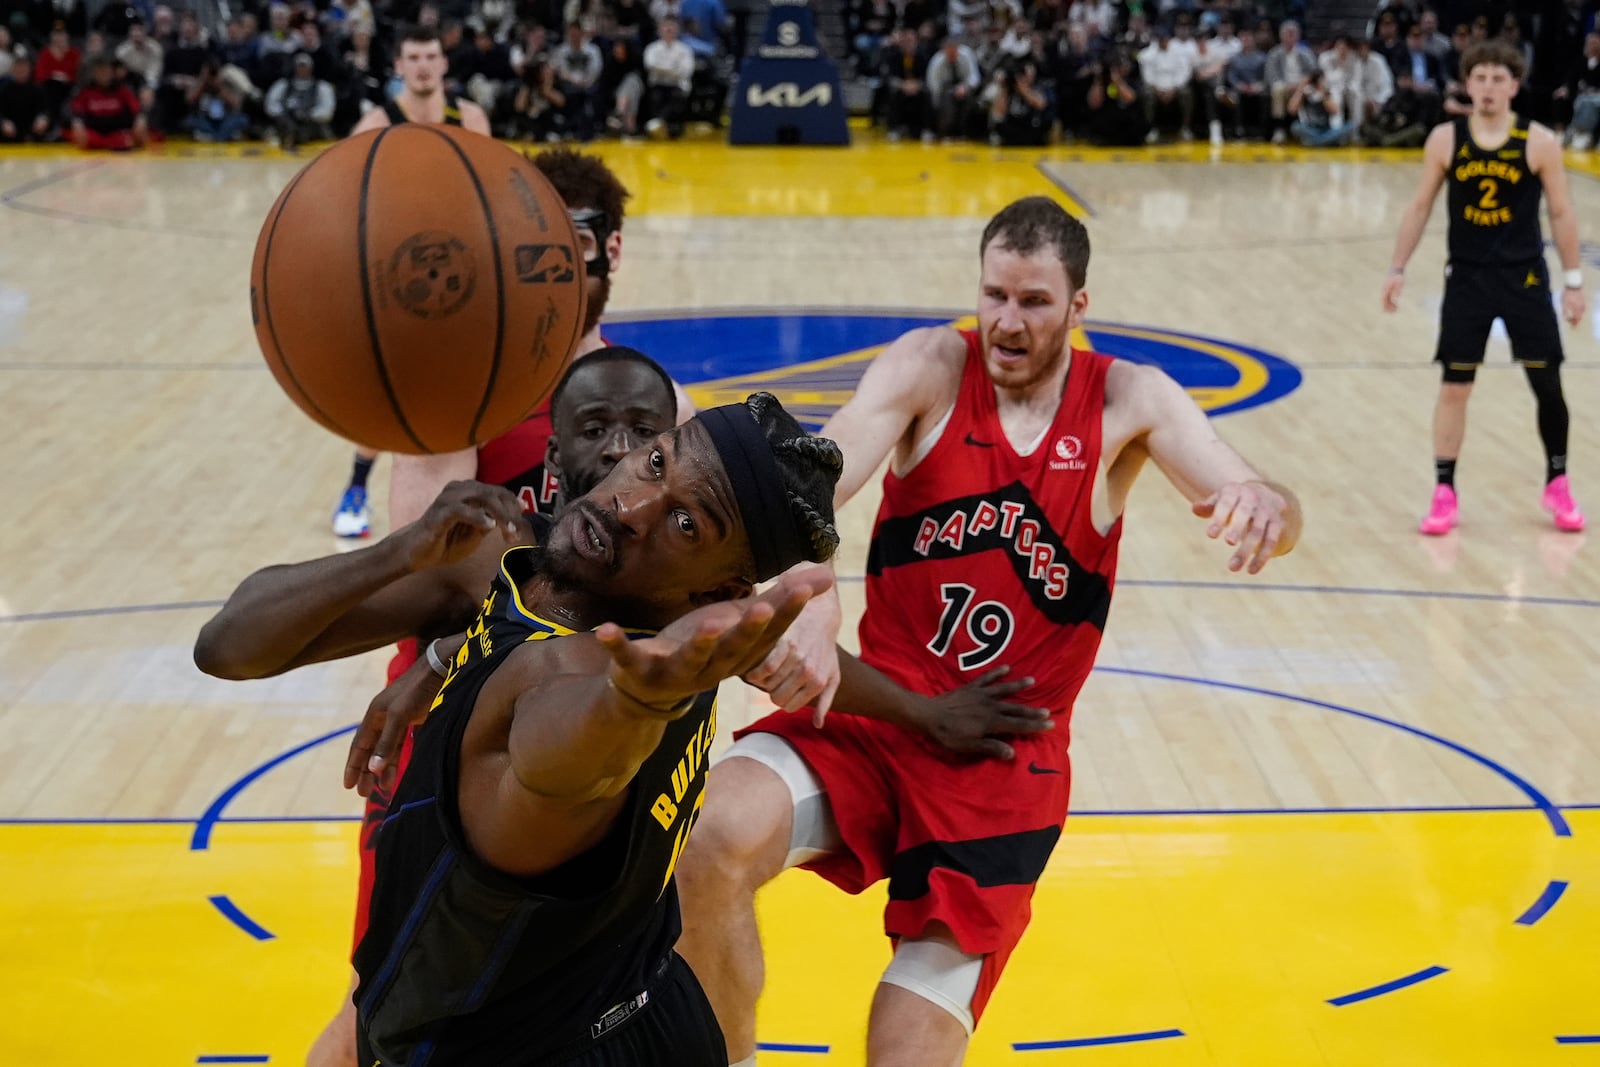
[475,402,560,515]
[858,331,1122,725]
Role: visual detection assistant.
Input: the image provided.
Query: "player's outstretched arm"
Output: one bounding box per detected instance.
[194,481,527,679]
[745,326,965,714]
[1120,363,1302,574]
[1530,123,1589,327]
[460,99,492,136]
[481,567,833,875]
[391,448,480,528]
[832,654,1052,759]
[1383,122,1452,312]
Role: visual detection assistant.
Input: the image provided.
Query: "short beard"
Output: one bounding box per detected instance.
[582,272,611,338]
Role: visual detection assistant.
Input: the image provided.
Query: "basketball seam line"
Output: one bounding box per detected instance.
[419,125,506,448]
[260,159,357,441]
[357,126,430,453]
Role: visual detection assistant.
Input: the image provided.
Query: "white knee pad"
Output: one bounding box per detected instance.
[879,933,985,1036]
[718,732,841,868]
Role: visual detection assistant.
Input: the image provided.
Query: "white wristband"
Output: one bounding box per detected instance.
[1564,269,1583,291]
[425,639,451,679]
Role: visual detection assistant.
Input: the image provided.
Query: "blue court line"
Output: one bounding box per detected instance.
[756,1043,831,1054]
[1327,965,1449,1006]
[0,159,106,202]
[5,580,1599,625]
[0,598,225,623]
[1032,160,1098,218]
[1516,880,1571,926]
[206,895,274,941]
[189,725,358,851]
[1099,668,1572,839]
[1557,1036,1600,1044]
[196,1057,270,1064]
[1015,1028,1185,1051]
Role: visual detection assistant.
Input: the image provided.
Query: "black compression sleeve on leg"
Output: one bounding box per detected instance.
[1525,364,1570,483]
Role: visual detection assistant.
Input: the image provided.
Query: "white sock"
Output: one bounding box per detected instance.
[730,1057,758,1067]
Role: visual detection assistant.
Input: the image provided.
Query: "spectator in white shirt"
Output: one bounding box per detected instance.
[116,18,164,111]
[1139,26,1195,141]
[1352,36,1394,124]
[1194,18,1241,142]
[1319,36,1361,121]
[642,15,694,137]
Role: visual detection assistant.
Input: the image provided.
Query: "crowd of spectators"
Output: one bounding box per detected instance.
[0,0,1596,149]
[851,0,1600,146]
[0,0,743,146]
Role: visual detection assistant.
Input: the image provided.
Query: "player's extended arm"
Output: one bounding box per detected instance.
[482,568,832,875]
[1383,122,1452,309]
[832,652,1053,759]
[194,482,526,679]
[460,100,492,136]
[1128,364,1302,573]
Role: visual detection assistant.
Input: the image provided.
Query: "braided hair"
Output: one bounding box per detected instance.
[743,392,843,564]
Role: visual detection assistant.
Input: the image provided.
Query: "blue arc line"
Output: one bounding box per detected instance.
[1557,1036,1600,1044]
[196,1057,270,1064]
[756,1043,830,1054]
[208,895,275,941]
[1015,1028,1186,1051]
[1327,965,1449,1006]
[190,725,357,850]
[1516,880,1570,926]
[1098,668,1572,839]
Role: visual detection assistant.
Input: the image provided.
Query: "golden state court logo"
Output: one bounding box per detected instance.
[600,310,1301,428]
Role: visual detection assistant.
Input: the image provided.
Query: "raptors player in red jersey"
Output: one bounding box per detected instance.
[675,196,1303,1066]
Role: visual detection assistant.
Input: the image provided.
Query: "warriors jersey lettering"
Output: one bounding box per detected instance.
[860,331,1123,721]
[1446,115,1545,266]
[353,545,717,1065]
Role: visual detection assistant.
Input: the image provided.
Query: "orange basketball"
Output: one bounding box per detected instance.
[249,126,588,454]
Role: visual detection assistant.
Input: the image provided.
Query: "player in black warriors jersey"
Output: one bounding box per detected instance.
[201,395,846,1066]
[1383,39,1589,535]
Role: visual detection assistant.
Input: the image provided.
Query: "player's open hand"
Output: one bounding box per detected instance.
[344,647,448,797]
[1193,480,1290,574]
[742,576,844,724]
[905,665,1053,761]
[1561,286,1587,328]
[1381,272,1405,313]
[399,480,525,572]
[598,564,836,715]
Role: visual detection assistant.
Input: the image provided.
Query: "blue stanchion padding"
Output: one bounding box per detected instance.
[729,0,849,146]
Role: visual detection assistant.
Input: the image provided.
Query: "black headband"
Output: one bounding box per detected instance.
[699,404,809,582]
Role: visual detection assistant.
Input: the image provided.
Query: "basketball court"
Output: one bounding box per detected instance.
[3,139,1599,1065]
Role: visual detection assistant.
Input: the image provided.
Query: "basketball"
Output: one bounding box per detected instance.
[249,125,588,454]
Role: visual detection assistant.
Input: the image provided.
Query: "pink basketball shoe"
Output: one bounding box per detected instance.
[1419,485,1459,536]
[1542,476,1586,532]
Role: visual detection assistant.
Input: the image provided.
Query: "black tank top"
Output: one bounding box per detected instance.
[353,545,719,1065]
[382,90,465,126]
[1446,114,1545,267]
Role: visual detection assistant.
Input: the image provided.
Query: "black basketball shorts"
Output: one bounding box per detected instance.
[1435,259,1564,382]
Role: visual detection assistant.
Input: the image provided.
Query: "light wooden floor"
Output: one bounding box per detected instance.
[2,140,1599,1065]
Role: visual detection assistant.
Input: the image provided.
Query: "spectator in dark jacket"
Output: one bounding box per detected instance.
[0,53,54,142]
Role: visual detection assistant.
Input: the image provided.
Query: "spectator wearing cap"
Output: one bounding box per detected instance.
[264,51,334,147]
[70,55,148,149]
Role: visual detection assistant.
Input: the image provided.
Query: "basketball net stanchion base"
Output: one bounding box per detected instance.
[728,0,850,146]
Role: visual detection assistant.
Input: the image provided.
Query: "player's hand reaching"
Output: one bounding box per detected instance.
[1561,286,1587,328]
[599,565,836,715]
[1194,480,1291,574]
[904,666,1054,761]
[742,581,844,725]
[344,646,449,797]
[398,480,525,572]
[1381,271,1405,313]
